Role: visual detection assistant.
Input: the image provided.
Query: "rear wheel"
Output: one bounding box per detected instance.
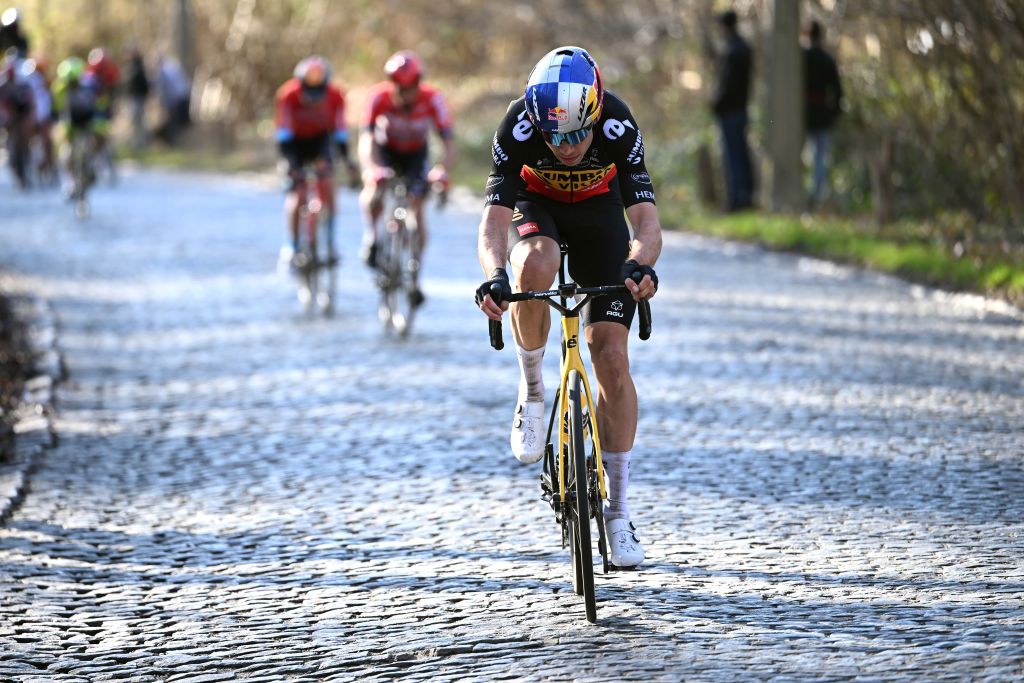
[312,208,336,316]
[567,370,597,623]
[294,204,316,313]
[397,224,421,337]
[377,217,399,333]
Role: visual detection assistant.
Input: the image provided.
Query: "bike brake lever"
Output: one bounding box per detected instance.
[489,319,503,350]
[488,282,505,350]
[638,300,652,341]
[631,271,653,341]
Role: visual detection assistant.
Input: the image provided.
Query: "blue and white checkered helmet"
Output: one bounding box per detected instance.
[524,46,604,137]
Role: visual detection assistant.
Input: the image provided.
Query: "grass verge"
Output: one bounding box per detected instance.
[664,207,1024,306]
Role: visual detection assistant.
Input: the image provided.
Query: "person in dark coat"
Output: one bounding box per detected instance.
[804,20,843,207]
[125,46,150,148]
[711,9,755,211]
[0,7,29,58]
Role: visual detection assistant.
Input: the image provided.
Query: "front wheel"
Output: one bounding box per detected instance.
[567,370,597,623]
[378,216,418,337]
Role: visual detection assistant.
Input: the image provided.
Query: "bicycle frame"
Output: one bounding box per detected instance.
[550,294,606,506]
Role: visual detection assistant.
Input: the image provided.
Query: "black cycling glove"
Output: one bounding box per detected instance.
[335,139,350,161]
[475,268,512,307]
[621,259,659,291]
[278,139,300,170]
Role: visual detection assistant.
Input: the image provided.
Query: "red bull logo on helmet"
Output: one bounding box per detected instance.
[547,106,568,122]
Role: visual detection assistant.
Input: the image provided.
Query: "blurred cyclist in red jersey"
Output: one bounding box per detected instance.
[358,50,455,305]
[275,55,359,268]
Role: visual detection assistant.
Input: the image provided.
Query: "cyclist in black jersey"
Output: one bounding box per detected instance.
[475,46,662,569]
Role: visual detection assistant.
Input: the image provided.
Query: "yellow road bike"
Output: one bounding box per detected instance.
[487,247,651,623]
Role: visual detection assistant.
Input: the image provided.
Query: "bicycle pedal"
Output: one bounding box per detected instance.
[608,563,641,572]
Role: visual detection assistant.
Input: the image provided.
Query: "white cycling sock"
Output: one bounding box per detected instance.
[515,345,545,403]
[603,449,631,522]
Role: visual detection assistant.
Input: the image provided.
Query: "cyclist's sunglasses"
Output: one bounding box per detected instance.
[540,124,593,147]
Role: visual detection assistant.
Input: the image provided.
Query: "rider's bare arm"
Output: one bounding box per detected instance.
[438,131,456,174]
[357,129,382,178]
[624,202,663,300]
[477,204,513,318]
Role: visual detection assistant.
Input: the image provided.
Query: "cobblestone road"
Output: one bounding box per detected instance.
[1,169,1022,682]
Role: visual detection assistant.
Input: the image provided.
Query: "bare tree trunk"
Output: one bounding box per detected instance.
[696,143,719,207]
[868,136,893,226]
[176,0,195,77]
[766,0,803,212]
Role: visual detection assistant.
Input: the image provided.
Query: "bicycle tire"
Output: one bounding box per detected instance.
[294,202,315,312]
[379,215,417,336]
[70,134,92,218]
[315,210,336,316]
[11,136,30,188]
[378,219,400,333]
[397,224,421,338]
[567,369,597,622]
[303,248,318,314]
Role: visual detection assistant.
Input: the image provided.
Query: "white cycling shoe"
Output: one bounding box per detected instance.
[277,244,295,275]
[510,400,545,464]
[606,517,645,569]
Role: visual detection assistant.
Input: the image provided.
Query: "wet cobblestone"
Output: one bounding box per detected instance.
[0,169,1022,681]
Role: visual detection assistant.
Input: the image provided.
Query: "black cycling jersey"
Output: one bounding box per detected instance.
[485,91,656,209]
[65,87,97,128]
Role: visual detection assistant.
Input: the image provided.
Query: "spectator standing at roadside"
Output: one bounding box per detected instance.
[803,20,843,208]
[0,7,29,58]
[126,46,150,149]
[156,55,190,145]
[711,9,755,212]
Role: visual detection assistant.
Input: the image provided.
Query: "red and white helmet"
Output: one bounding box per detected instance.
[293,55,331,99]
[294,55,331,86]
[384,50,423,88]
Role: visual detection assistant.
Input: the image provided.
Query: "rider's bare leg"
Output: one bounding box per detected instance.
[358,180,386,266]
[284,178,304,250]
[359,181,383,242]
[410,194,428,258]
[585,321,637,453]
[508,236,559,351]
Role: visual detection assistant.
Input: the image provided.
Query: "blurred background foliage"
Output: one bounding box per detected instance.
[14,0,1024,291]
